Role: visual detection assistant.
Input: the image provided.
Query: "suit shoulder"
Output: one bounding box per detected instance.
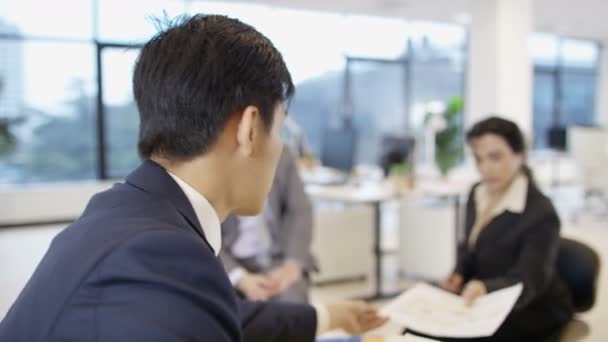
[93,228,234,312]
[526,183,557,215]
[523,184,560,234]
[105,227,215,260]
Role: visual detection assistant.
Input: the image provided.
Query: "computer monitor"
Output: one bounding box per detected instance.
[379,135,416,176]
[548,126,567,151]
[321,126,357,172]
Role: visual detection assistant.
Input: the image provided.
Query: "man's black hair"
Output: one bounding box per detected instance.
[134,14,294,160]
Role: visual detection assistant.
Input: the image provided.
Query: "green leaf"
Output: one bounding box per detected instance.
[433,96,464,176]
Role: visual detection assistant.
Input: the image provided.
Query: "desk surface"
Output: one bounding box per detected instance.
[306,183,396,203]
[306,179,470,204]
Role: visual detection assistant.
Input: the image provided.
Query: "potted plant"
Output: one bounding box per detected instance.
[424,96,464,178]
[388,161,414,194]
[0,117,20,157]
[0,76,22,157]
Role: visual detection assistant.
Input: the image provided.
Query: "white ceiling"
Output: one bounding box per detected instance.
[224,0,608,41]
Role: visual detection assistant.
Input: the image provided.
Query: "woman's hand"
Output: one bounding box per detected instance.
[441,273,464,294]
[461,280,488,306]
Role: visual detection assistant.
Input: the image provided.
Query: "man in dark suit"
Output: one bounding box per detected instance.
[0,14,385,342]
[221,148,316,303]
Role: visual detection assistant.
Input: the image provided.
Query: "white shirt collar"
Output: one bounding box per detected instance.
[167,171,222,256]
[475,173,529,216]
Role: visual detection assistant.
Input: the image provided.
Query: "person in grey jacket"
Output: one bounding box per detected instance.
[220,148,316,303]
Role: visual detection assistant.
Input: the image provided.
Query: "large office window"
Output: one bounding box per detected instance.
[0,40,97,183]
[0,1,467,183]
[99,0,187,43]
[0,0,98,184]
[0,1,168,184]
[102,48,141,178]
[531,34,600,148]
[0,0,93,39]
[189,2,467,166]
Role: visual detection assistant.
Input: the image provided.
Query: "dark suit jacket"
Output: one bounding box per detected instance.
[455,181,573,332]
[0,160,316,342]
[220,149,316,273]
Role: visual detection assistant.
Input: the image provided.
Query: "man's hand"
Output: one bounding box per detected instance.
[441,273,464,294]
[327,301,388,335]
[268,261,302,294]
[237,273,279,301]
[461,280,487,306]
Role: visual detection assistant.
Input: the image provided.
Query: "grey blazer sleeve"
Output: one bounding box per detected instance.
[273,149,316,271]
[220,149,316,273]
[219,215,245,273]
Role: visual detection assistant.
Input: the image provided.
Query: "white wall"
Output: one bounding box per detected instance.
[596,40,608,126]
[0,182,114,225]
[0,224,65,320]
[466,0,533,136]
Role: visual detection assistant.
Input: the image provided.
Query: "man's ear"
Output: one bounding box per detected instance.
[235,105,260,157]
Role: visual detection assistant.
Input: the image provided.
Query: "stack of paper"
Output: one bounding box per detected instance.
[380,283,523,338]
[316,335,438,342]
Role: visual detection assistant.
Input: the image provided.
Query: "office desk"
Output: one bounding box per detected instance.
[414,180,468,250]
[306,182,397,300]
[306,180,468,300]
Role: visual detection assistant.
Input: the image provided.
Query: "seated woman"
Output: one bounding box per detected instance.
[424,117,573,341]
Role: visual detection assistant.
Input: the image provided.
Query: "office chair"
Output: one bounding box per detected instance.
[556,237,601,313]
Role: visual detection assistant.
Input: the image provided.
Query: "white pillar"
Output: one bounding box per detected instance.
[466,0,533,137]
[596,41,608,126]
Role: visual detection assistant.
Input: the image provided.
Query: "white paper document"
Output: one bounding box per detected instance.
[380,283,523,338]
[316,334,439,342]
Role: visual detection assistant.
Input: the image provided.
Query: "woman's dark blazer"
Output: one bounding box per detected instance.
[455,181,573,326]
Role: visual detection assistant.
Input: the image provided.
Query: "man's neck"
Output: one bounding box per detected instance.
[151,154,230,221]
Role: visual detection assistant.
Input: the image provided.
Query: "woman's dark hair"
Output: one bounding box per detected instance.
[133,14,295,160]
[466,116,534,181]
